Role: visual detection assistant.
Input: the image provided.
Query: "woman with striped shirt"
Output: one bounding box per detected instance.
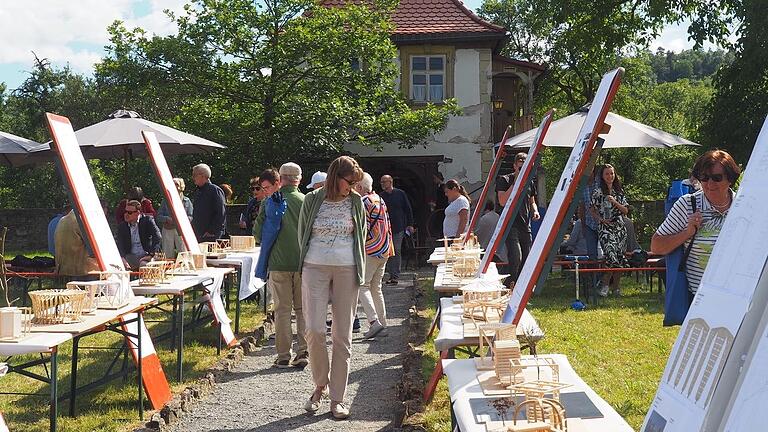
[651,150,741,296]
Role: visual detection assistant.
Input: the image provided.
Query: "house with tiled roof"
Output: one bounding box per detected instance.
[330,0,545,238]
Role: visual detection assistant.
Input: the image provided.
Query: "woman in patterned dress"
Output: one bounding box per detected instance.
[590,164,630,296]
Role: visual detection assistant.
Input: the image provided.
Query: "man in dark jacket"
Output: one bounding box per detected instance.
[379,174,414,285]
[117,200,162,269]
[191,163,227,241]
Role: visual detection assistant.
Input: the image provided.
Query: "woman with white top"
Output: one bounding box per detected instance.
[298,156,366,419]
[442,179,471,238]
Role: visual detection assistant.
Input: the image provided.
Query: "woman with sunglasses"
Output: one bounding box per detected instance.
[652,150,741,298]
[240,176,264,234]
[298,156,366,419]
[590,163,630,296]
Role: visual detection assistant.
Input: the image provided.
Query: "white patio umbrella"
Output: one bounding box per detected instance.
[0,131,49,167]
[36,109,225,159]
[498,108,700,149]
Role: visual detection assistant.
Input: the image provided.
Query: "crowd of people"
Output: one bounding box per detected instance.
[42,145,740,418]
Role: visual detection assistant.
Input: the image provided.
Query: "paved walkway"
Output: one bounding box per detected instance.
[169,277,414,432]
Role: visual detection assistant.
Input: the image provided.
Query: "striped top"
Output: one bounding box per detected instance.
[362,192,395,258]
[656,190,732,293]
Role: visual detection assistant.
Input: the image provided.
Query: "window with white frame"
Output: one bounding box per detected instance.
[410,55,445,102]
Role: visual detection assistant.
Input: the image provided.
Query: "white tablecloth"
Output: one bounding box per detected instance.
[434,297,544,352]
[207,249,264,300]
[443,356,633,432]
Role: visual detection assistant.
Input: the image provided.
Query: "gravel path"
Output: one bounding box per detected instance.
[169,277,414,432]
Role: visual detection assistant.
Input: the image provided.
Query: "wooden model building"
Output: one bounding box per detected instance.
[66,280,120,314]
[510,381,571,405]
[452,253,480,277]
[506,398,568,432]
[214,239,231,253]
[461,280,507,324]
[494,339,523,386]
[0,306,32,341]
[29,289,88,324]
[139,260,175,286]
[93,270,132,309]
[229,235,256,251]
[476,323,517,370]
[510,357,560,384]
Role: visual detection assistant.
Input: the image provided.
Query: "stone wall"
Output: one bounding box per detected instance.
[1,204,248,253]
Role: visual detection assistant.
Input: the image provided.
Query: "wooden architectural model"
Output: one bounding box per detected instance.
[494,339,523,386]
[66,280,120,314]
[0,306,32,341]
[461,280,508,324]
[229,235,256,251]
[507,398,568,432]
[139,260,175,286]
[476,323,517,370]
[215,239,231,253]
[29,289,87,324]
[92,270,132,309]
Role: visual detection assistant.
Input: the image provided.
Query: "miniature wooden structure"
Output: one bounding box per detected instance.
[29,289,88,324]
[510,357,560,384]
[494,339,523,386]
[507,398,568,432]
[229,235,256,251]
[139,260,175,286]
[476,323,517,370]
[214,239,231,253]
[461,280,508,324]
[92,270,132,309]
[66,280,120,314]
[510,380,571,405]
[453,254,480,277]
[0,307,32,341]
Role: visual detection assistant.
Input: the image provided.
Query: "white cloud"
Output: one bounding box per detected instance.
[0,0,187,76]
[650,20,737,53]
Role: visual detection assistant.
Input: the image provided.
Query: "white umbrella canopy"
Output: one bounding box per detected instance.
[37,110,225,159]
[0,130,49,167]
[498,108,700,149]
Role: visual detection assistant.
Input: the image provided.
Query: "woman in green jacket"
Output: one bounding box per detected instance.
[298,156,366,419]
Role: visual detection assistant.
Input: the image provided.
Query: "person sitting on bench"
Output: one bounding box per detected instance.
[117,200,162,270]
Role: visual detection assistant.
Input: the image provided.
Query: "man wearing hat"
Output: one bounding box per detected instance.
[253,162,308,368]
[307,171,326,190]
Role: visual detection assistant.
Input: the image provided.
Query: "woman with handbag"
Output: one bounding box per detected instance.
[651,150,741,298]
[298,156,366,419]
[590,164,630,296]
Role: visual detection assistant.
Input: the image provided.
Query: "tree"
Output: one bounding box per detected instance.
[703,0,768,165]
[96,0,459,191]
[478,0,740,111]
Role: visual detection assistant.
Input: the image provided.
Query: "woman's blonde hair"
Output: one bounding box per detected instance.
[325,156,364,200]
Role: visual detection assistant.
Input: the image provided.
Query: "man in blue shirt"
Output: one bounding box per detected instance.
[47,206,69,256]
[379,175,414,285]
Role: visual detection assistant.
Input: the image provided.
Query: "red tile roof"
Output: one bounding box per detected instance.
[320,0,506,37]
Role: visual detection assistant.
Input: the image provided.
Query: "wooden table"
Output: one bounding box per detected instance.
[0,332,73,431]
[443,356,633,432]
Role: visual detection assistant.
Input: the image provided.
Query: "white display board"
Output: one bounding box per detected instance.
[142,131,236,347]
[477,109,553,275]
[642,115,768,432]
[502,68,623,324]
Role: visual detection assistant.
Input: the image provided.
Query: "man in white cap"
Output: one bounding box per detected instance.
[253,162,308,368]
[307,171,327,190]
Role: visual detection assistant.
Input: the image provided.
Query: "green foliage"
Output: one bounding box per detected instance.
[703,0,768,165]
[649,48,734,83]
[96,0,460,196]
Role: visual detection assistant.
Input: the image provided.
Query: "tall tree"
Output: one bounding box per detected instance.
[704,0,767,164]
[96,0,459,188]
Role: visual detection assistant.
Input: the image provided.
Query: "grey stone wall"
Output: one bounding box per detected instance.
[1,204,248,253]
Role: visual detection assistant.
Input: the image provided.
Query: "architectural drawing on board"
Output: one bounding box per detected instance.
[666,318,733,408]
[705,215,757,293]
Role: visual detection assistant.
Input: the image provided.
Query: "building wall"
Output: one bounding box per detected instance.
[346,46,493,193]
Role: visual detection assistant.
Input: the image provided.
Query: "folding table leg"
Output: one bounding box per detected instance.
[50,348,58,432]
[138,314,143,420]
[177,293,185,382]
[69,336,80,417]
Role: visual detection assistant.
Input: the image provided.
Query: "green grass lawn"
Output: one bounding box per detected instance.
[1,288,265,432]
[419,270,680,431]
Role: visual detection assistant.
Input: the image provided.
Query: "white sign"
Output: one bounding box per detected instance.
[503,68,624,323]
[642,115,768,432]
[478,110,553,275]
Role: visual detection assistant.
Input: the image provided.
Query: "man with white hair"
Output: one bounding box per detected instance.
[191,163,226,241]
[354,172,394,339]
[253,162,308,368]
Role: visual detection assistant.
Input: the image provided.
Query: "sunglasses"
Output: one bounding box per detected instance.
[250,186,262,191]
[340,176,358,186]
[699,173,725,182]
[125,210,139,215]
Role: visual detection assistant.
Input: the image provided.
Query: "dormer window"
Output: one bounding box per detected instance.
[410,55,445,102]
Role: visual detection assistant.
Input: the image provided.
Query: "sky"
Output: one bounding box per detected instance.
[0,0,727,92]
